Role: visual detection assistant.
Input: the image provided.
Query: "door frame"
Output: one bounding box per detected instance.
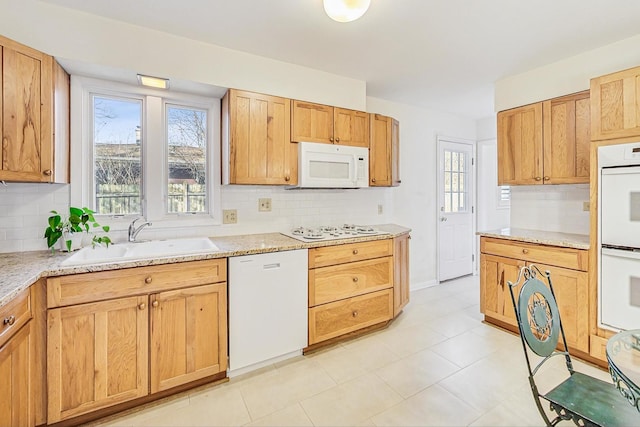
[436,135,477,283]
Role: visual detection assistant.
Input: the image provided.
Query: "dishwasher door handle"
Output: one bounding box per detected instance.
[263,263,281,270]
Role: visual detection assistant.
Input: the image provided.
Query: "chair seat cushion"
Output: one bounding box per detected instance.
[543,372,639,426]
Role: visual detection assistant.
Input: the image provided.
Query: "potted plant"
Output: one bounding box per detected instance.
[44,207,111,252]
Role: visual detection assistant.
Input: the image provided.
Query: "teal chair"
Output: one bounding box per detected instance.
[507,264,638,426]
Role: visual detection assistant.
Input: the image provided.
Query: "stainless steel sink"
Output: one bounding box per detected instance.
[60,237,220,266]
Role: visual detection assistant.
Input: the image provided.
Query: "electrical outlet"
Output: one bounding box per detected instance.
[258,198,272,212]
[223,209,237,224]
[378,204,383,215]
[583,201,590,212]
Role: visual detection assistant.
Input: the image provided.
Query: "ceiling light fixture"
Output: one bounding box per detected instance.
[137,74,170,89]
[323,0,371,23]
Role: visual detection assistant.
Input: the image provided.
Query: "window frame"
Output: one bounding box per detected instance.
[71,76,221,233]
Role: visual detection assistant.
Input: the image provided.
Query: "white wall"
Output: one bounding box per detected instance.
[367,97,477,289]
[0,0,366,110]
[495,34,640,111]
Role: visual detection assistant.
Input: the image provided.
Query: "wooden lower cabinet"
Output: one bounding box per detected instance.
[47,296,149,423]
[393,234,410,317]
[479,237,590,354]
[0,322,33,427]
[150,283,227,393]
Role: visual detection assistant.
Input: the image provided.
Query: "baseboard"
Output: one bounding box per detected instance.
[227,349,303,378]
[410,280,438,291]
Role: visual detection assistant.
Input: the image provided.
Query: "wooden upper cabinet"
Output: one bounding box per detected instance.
[543,91,590,184]
[222,89,296,185]
[498,103,543,185]
[0,35,69,183]
[291,100,334,143]
[291,100,369,147]
[370,113,400,186]
[334,107,369,147]
[591,66,640,141]
[498,91,590,186]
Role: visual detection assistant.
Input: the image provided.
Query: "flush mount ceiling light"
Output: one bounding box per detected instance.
[323,0,371,23]
[137,74,170,89]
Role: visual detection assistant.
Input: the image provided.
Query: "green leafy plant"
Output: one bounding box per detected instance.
[44,207,111,252]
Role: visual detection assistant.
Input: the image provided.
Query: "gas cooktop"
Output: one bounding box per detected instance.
[281,224,389,242]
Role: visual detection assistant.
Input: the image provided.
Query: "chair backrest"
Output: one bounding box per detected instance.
[507,264,573,377]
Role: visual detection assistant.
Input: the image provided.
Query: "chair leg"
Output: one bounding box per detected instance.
[528,380,556,426]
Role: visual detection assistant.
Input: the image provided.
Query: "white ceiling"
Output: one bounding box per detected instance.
[42,0,640,119]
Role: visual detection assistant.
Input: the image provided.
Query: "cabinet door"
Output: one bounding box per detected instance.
[334,107,369,147]
[150,283,227,393]
[591,66,640,141]
[391,118,400,186]
[291,100,334,143]
[226,89,295,185]
[393,234,410,317]
[0,40,53,182]
[0,322,33,427]
[497,103,543,185]
[480,254,524,327]
[543,91,590,184]
[534,264,589,353]
[369,113,391,186]
[47,296,148,423]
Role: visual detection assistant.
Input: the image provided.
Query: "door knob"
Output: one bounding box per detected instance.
[440,217,448,222]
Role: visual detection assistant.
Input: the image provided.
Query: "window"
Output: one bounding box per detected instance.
[443,149,469,213]
[74,77,219,228]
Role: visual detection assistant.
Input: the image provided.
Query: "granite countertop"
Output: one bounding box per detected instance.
[477,228,590,250]
[0,224,411,308]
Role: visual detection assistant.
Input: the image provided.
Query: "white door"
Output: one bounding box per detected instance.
[437,138,475,282]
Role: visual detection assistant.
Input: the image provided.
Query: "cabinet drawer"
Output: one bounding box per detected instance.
[309,257,393,306]
[0,288,32,348]
[47,258,227,308]
[308,289,392,345]
[480,237,588,271]
[309,239,392,268]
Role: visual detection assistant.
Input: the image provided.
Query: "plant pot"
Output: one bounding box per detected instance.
[58,232,84,252]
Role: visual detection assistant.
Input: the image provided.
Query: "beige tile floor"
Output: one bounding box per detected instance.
[93,274,612,427]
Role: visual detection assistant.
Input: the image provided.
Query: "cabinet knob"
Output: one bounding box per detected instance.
[352,310,358,318]
[329,137,334,142]
[152,300,159,308]
[352,249,358,255]
[353,277,359,282]
[522,249,529,254]
[145,276,152,284]
[3,315,15,326]
[285,175,290,182]
[535,177,542,181]
[335,137,340,143]
[371,178,376,183]
[543,176,550,181]
[43,169,52,176]
[138,303,146,310]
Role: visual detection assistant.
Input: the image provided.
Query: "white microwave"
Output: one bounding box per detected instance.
[295,141,369,188]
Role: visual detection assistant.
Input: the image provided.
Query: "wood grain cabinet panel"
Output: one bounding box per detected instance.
[223,89,296,185]
[497,103,543,185]
[480,253,525,327]
[370,113,400,187]
[47,296,149,423]
[591,66,640,141]
[0,35,69,183]
[150,283,227,393]
[480,237,588,271]
[393,234,410,317]
[0,322,33,427]
[291,100,369,147]
[308,239,392,268]
[334,107,369,147]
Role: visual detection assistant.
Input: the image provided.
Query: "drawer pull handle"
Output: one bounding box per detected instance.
[145,276,153,284]
[352,310,358,318]
[3,315,15,326]
[138,303,146,310]
[152,300,159,308]
[522,249,529,254]
[353,249,359,255]
[353,277,359,282]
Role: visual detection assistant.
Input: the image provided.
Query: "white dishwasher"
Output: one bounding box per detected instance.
[228,249,308,376]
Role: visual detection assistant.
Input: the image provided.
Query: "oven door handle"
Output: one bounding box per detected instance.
[602,247,640,260]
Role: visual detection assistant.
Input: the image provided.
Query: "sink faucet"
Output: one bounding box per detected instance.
[128,217,152,242]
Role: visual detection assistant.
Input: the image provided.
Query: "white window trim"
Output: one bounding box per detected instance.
[497,185,511,209]
[70,75,221,233]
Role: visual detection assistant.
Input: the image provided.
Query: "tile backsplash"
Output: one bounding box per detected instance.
[509,184,590,235]
[0,183,393,253]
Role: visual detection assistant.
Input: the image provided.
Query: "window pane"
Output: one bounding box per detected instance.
[445,151,451,172]
[444,172,451,192]
[93,96,142,215]
[452,172,459,193]
[445,193,451,212]
[167,105,207,213]
[452,152,459,172]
